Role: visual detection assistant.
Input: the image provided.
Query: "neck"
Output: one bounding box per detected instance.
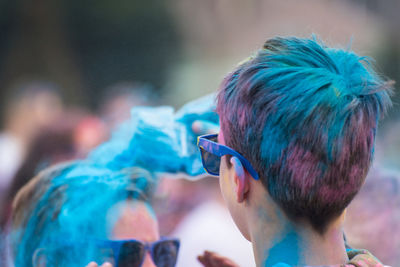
[248,201,348,266]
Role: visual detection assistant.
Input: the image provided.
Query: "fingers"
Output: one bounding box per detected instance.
[198,252,214,267]
[198,251,239,267]
[198,251,222,267]
[85,262,113,267]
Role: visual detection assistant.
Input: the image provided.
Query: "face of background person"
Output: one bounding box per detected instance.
[107,200,160,267]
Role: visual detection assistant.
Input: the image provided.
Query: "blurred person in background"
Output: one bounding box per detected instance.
[73,112,108,158]
[0,109,107,267]
[0,108,107,231]
[197,36,392,266]
[99,82,159,131]
[375,121,400,170]
[150,117,255,267]
[344,167,400,266]
[155,176,255,267]
[0,81,63,207]
[154,178,208,236]
[9,162,179,267]
[0,119,76,231]
[6,93,220,266]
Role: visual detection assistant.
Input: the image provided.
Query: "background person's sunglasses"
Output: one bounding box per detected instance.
[197,134,259,180]
[95,237,180,267]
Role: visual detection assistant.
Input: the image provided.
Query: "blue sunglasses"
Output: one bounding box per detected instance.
[197,134,259,180]
[43,237,179,267]
[91,237,180,267]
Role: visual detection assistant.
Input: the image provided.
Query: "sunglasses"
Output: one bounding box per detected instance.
[197,134,259,180]
[94,238,180,267]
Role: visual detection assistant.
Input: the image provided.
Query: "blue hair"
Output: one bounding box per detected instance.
[217,36,393,233]
[11,162,156,267]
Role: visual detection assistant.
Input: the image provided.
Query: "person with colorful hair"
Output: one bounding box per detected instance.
[9,162,180,267]
[197,36,393,267]
[8,94,221,267]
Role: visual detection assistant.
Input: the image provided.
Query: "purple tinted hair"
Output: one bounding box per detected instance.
[217,36,393,233]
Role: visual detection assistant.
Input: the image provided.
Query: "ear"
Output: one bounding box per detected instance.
[342,209,347,221]
[32,248,47,267]
[230,157,249,203]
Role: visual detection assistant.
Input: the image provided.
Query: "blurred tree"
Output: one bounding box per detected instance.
[0,0,181,121]
[63,0,181,108]
[0,0,84,110]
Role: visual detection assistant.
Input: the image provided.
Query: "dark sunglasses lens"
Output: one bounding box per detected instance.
[200,146,221,175]
[152,240,179,267]
[201,135,221,175]
[118,242,145,267]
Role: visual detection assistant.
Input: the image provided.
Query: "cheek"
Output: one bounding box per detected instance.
[219,157,227,194]
[219,173,227,201]
[219,156,233,201]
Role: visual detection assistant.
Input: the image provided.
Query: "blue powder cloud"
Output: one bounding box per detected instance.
[89,93,219,177]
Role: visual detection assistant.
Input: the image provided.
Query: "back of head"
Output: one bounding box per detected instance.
[217,36,393,233]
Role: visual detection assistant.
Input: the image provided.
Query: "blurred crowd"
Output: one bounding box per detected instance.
[0,80,162,223]
[0,79,399,267]
[0,1,399,266]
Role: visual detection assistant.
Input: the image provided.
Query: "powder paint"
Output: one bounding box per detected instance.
[89,93,219,177]
[10,94,219,266]
[264,231,300,267]
[12,163,145,267]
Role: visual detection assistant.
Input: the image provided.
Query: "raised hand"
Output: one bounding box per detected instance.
[198,251,240,267]
[85,261,113,267]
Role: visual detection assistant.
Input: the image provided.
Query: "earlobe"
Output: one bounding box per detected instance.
[32,248,47,267]
[230,157,248,203]
[342,209,347,221]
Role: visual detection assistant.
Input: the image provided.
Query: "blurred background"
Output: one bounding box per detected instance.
[0,0,400,266]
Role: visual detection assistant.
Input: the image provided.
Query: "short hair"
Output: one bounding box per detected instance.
[10,162,155,267]
[217,36,393,233]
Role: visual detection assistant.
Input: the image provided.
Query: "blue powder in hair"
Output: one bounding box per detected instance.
[11,94,219,266]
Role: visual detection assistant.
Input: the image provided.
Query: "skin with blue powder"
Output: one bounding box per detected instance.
[216,131,348,266]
